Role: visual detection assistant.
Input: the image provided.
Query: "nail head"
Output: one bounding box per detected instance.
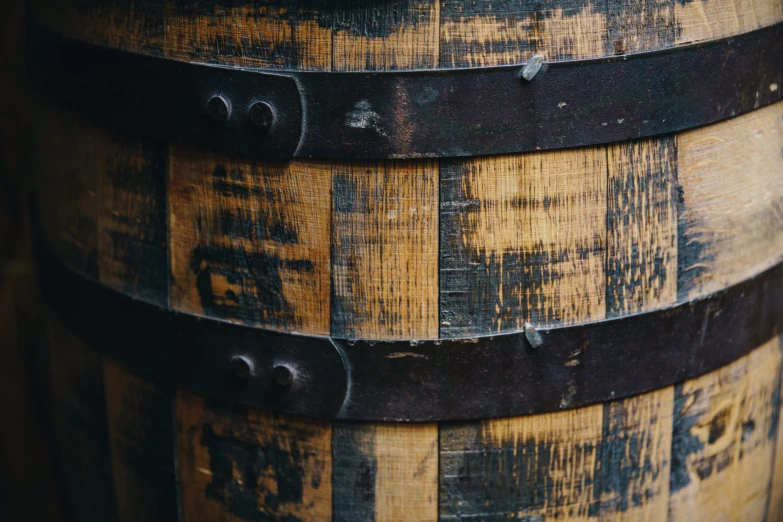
[249,101,274,131]
[521,55,545,82]
[205,95,231,126]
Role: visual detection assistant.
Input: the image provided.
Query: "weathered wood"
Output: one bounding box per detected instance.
[676,103,783,300]
[331,160,439,339]
[439,389,675,522]
[675,0,783,44]
[606,0,676,55]
[31,0,783,334]
[440,405,604,520]
[33,103,169,304]
[668,336,782,522]
[596,389,674,522]
[24,1,783,521]
[606,137,678,317]
[96,134,168,305]
[168,151,332,334]
[104,360,178,522]
[163,0,331,70]
[34,0,783,69]
[767,336,783,522]
[439,0,611,67]
[439,148,608,337]
[176,390,333,522]
[332,423,439,522]
[332,0,440,71]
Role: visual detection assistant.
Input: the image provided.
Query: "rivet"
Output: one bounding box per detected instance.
[524,323,544,349]
[205,95,231,126]
[229,356,252,382]
[521,55,544,82]
[249,101,274,131]
[270,364,294,391]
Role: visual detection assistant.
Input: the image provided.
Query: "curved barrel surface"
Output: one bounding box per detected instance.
[27,0,783,520]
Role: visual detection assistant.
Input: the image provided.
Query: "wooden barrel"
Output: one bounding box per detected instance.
[26,0,783,520]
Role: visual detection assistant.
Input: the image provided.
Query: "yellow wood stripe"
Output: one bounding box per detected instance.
[668,336,783,522]
[675,0,783,44]
[332,423,439,521]
[330,160,439,339]
[167,151,332,334]
[439,148,608,336]
[676,103,783,301]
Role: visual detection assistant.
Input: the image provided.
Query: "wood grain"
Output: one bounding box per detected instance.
[96,134,168,305]
[676,103,783,300]
[439,0,680,67]
[163,0,331,70]
[331,160,439,339]
[104,360,178,522]
[176,390,333,522]
[332,0,440,71]
[168,150,332,334]
[596,389,674,522]
[675,0,783,44]
[766,336,783,522]
[45,312,117,522]
[439,0,610,67]
[606,137,678,317]
[439,148,607,337]
[332,423,439,522]
[440,405,604,520]
[33,103,169,304]
[439,389,674,521]
[34,0,783,68]
[668,336,783,522]
[606,0,676,55]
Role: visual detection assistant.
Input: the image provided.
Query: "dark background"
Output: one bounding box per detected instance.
[0,0,63,520]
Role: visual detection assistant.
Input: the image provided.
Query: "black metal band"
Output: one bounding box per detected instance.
[39,248,783,422]
[28,20,783,161]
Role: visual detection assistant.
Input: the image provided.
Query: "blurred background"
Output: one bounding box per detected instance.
[0,0,63,519]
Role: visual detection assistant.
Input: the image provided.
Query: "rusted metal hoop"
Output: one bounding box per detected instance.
[27,19,783,161]
[39,245,783,422]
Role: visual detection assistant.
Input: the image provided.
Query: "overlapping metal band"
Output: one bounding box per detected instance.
[27,19,783,160]
[40,249,783,422]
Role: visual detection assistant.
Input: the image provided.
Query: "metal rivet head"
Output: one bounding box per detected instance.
[249,101,274,131]
[205,95,231,126]
[270,364,294,391]
[521,55,545,82]
[524,323,544,349]
[230,356,252,378]
[227,356,253,389]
